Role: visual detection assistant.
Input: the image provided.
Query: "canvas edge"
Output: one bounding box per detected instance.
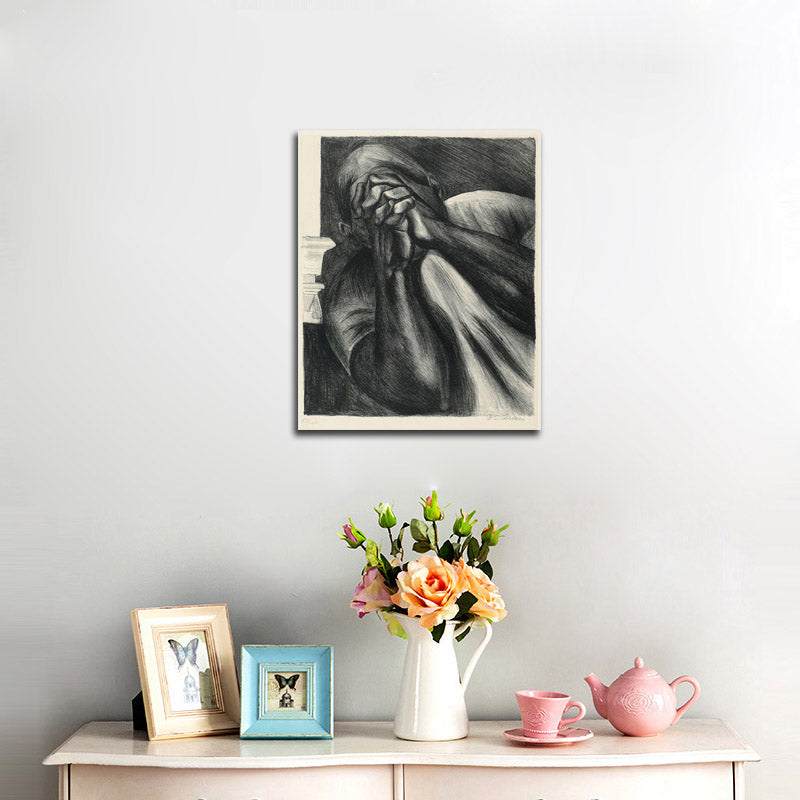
[296,129,542,431]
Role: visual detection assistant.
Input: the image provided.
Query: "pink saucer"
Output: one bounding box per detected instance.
[503,727,594,746]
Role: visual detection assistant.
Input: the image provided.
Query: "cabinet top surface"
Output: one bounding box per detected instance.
[44,719,759,769]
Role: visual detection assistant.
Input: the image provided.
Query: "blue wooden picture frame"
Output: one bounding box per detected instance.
[240,645,333,738]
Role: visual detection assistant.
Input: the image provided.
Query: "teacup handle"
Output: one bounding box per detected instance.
[559,700,586,728]
[670,676,701,724]
[454,618,493,692]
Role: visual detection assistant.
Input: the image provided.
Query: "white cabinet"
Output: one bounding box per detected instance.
[70,764,393,800]
[404,763,733,800]
[45,719,758,800]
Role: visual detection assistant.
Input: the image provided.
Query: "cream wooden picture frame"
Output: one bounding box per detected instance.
[131,604,240,741]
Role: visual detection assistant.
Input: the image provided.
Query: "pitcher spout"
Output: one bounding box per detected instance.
[584,673,609,719]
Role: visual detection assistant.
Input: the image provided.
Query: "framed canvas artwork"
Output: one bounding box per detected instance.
[131,604,240,740]
[240,645,333,738]
[298,130,541,431]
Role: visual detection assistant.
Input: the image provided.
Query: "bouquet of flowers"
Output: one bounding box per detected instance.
[338,490,508,642]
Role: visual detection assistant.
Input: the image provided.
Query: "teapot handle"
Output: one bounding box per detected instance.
[670,676,701,724]
[454,618,493,693]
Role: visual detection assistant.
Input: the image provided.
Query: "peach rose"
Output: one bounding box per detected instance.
[459,560,507,623]
[390,553,468,630]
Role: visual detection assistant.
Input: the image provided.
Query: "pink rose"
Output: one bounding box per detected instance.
[351,567,393,618]
[390,553,467,629]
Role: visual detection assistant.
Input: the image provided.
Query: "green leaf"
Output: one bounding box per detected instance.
[455,625,472,642]
[409,518,430,542]
[439,540,455,562]
[365,539,380,567]
[467,537,479,563]
[380,554,393,574]
[430,622,446,643]
[480,560,493,579]
[456,591,478,616]
[381,612,407,639]
[477,543,490,563]
[412,541,431,553]
[393,527,405,556]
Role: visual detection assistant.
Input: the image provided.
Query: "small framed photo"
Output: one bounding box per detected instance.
[240,645,333,738]
[131,604,240,740]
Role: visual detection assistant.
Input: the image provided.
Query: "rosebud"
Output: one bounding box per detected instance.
[481,519,508,547]
[420,489,445,522]
[374,502,397,529]
[452,508,476,537]
[339,520,366,549]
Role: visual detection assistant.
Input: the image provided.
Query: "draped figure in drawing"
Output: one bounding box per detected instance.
[320,142,536,417]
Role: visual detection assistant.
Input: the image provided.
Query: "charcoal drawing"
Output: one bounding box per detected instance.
[298,131,540,430]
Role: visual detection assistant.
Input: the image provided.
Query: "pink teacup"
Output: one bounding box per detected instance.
[516,691,587,738]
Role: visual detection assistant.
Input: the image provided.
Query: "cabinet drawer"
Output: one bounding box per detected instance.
[71,764,394,800]
[404,763,732,800]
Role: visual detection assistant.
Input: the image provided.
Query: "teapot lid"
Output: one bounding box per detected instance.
[620,656,660,679]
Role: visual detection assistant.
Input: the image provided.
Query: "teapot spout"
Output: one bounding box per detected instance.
[584,673,609,719]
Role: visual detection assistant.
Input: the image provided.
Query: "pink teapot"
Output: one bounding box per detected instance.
[585,657,700,737]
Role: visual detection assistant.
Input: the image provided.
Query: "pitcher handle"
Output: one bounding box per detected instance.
[669,676,701,724]
[454,618,493,692]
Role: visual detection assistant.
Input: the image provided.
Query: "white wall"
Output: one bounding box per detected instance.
[2,1,798,797]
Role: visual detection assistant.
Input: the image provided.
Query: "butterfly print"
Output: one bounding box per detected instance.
[275,673,300,690]
[168,638,199,668]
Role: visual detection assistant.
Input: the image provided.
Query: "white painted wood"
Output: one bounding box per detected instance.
[734,760,746,799]
[44,719,760,770]
[71,764,393,800]
[130,605,240,741]
[405,763,733,800]
[393,763,404,800]
[58,764,69,800]
[47,721,760,800]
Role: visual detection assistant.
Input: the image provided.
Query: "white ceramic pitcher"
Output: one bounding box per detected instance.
[391,612,493,741]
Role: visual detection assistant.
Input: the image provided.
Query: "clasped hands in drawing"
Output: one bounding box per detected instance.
[350,174,438,272]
